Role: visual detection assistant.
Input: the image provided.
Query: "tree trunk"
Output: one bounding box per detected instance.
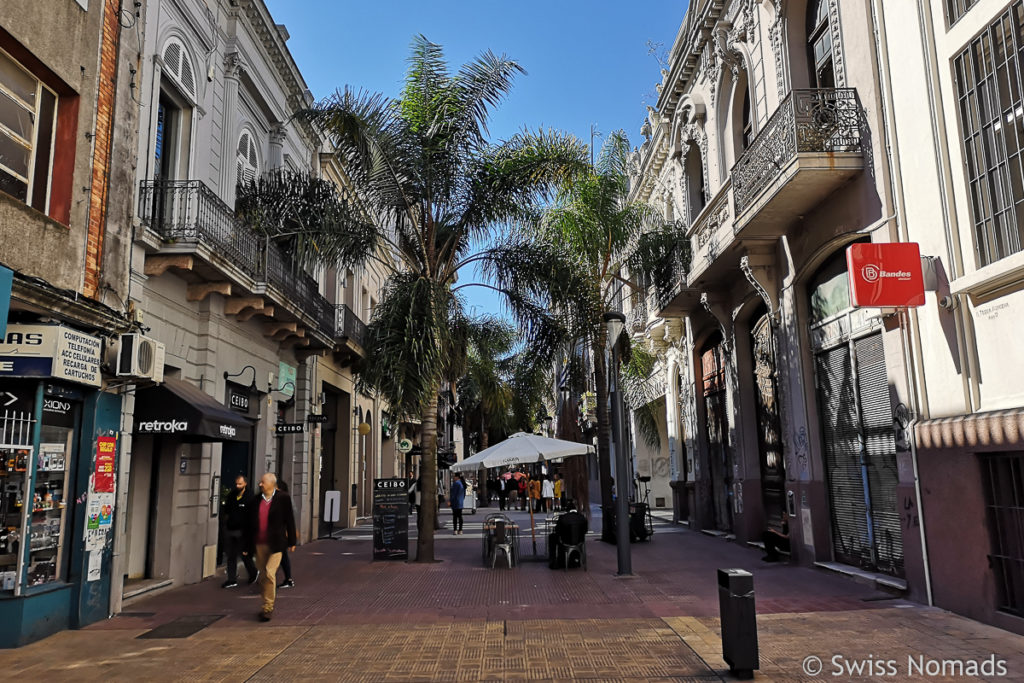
[416,389,440,562]
[480,413,489,451]
[592,327,614,511]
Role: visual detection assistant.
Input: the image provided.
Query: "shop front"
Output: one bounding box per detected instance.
[0,324,120,647]
[124,378,251,595]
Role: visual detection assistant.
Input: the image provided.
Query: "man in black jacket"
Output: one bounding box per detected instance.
[243,472,297,621]
[221,475,257,588]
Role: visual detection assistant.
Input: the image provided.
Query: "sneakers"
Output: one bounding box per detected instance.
[221,580,238,588]
[247,571,259,585]
[280,579,295,589]
[259,610,273,622]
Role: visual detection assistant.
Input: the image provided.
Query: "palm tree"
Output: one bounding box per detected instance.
[302,37,588,562]
[485,130,688,513]
[458,318,516,453]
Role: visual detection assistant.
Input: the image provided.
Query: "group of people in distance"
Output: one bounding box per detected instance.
[221,473,298,622]
[487,472,563,513]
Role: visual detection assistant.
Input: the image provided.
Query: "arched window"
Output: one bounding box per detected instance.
[236,130,260,187]
[161,37,197,100]
[684,142,707,220]
[807,0,835,88]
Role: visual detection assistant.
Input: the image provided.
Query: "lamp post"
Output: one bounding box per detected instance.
[603,311,632,576]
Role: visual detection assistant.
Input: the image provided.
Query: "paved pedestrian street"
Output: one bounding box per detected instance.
[2,510,1022,681]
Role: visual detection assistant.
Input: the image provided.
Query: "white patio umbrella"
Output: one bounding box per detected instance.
[450,432,592,472]
[451,432,592,558]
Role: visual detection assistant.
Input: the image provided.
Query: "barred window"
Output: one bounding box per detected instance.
[947,0,981,27]
[980,453,1024,617]
[953,2,1024,266]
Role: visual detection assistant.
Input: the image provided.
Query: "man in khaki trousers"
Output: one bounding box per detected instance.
[243,473,297,621]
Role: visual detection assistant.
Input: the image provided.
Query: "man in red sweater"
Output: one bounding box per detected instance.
[243,472,297,621]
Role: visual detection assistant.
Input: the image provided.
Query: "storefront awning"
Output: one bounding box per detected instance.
[916,408,1024,450]
[134,377,251,442]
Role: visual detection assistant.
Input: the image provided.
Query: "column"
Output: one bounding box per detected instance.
[219,51,242,204]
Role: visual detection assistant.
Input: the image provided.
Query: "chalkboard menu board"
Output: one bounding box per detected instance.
[372,478,409,561]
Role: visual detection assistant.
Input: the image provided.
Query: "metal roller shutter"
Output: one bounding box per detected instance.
[816,345,871,568]
[854,334,904,576]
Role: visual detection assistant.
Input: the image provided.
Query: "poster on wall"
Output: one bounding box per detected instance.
[87,551,102,581]
[95,436,116,493]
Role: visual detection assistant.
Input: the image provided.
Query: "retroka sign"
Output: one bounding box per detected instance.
[846,242,925,308]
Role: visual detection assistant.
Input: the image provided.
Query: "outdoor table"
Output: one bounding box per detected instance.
[481,519,520,567]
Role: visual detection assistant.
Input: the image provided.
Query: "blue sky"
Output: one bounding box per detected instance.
[266,0,685,317]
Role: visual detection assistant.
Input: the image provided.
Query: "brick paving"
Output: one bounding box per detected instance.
[2,507,1023,681]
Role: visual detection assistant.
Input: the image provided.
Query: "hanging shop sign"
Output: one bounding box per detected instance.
[307,413,328,424]
[228,388,250,412]
[397,438,414,454]
[0,324,102,387]
[275,422,304,434]
[846,243,925,308]
[95,436,116,493]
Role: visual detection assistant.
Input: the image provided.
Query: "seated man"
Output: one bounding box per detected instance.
[761,513,790,562]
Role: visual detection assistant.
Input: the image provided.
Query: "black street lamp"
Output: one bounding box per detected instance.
[603,310,632,576]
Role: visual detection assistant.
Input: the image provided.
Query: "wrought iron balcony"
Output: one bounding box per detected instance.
[335,304,368,348]
[650,245,690,315]
[139,179,347,345]
[731,88,862,227]
[627,297,648,334]
[138,179,263,281]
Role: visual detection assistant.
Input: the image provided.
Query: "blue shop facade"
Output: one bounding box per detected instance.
[1,294,125,647]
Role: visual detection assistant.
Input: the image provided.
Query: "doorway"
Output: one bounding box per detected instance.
[701,335,732,532]
[750,308,786,528]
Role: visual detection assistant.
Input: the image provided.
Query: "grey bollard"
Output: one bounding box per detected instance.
[717,568,758,679]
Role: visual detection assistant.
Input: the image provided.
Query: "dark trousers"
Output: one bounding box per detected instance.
[762,530,790,560]
[225,530,256,582]
[452,507,464,532]
[498,492,507,510]
[279,548,292,581]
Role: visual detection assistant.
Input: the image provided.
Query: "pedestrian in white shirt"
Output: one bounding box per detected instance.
[541,476,555,513]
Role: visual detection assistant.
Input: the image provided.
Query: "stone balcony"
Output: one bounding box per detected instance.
[731,88,863,237]
[137,179,367,359]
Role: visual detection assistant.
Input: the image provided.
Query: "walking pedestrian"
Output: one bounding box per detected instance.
[553,473,563,512]
[517,474,528,511]
[449,473,466,535]
[277,479,295,589]
[243,473,296,622]
[541,475,554,513]
[529,475,542,513]
[498,476,508,511]
[221,475,257,588]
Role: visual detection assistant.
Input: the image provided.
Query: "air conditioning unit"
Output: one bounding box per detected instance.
[116,334,165,382]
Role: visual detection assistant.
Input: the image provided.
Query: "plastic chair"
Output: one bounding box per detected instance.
[491,520,515,569]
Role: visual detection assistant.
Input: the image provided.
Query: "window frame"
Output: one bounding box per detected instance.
[806,0,835,89]
[951,1,1024,267]
[236,128,261,189]
[0,46,58,213]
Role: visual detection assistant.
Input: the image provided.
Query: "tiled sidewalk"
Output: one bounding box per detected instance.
[2,509,1023,681]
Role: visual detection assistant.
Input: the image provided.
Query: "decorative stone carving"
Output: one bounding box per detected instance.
[224,51,244,79]
[770,16,788,99]
[828,0,847,87]
[679,123,709,205]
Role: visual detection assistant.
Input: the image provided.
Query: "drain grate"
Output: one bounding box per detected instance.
[137,614,224,639]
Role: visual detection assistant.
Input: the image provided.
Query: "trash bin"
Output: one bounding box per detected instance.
[717,568,758,679]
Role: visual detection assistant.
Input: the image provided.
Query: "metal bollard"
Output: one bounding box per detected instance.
[717,568,759,679]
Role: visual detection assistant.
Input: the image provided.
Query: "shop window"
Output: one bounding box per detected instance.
[953,2,1024,266]
[981,452,1024,617]
[807,0,835,88]
[0,47,58,213]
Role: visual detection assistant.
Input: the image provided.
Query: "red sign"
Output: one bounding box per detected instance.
[95,436,116,493]
[846,243,925,308]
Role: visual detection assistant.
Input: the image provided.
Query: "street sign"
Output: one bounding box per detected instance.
[274,423,304,434]
[397,438,413,453]
[846,243,925,308]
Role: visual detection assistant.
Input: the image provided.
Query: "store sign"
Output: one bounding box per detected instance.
[846,243,925,308]
[228,388,249,412]
[0,324,102,387]
[95,436,116,493]
[307,413,328,423]
[275,422,304,434]
[277,361,296,398]
[398,438,413,454]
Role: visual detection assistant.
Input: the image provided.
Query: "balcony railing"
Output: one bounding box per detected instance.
[627,296,648,333]
[335,304,368,348]
[732,88,861,215]
[139,179,358,344]
[650,244,690,313]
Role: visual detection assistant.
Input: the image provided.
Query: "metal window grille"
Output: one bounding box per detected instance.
[953,2,1024,266]
[981,452,1024,617]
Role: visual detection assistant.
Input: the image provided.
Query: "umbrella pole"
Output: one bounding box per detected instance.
[529,494,537,555]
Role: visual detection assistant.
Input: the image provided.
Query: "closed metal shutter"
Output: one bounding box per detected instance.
[816,345,870,568]
[855,334,904,576]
